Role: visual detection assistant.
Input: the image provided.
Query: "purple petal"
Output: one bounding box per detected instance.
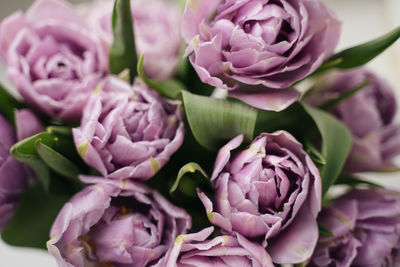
[267,205,319,264]
[230,87,299,111]
[15,109,43,141]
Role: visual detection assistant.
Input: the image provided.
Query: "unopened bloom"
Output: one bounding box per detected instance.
[304,68,400,172]
[73,76,184,180]
[82,0,182,80]
[161,226,274,266]
[198,132,321,264]
[0,110,43,230]
[182,0,341,111]
[0,0,108,121]
[47,178,191,267]
[310,188,400,267]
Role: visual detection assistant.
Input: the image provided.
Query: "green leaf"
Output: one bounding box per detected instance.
[25,157,51,190]
[137,54,183,99]
[318,78,370,110]
[182,91,257,151]
[46,126,72,136]
[29,158,51,190]
[317,25,400,73]
[178,59,215,97]
[318,224,335,237]
[335,175,384,188]
[11,133,57,157]
[305,140,326,166]
[10,131,83,195]
[302,104,352,196]
[175,56,190,82]
[255,102,315,138]
[11,133,58,189]
[0,83,22,123]
[109,0,137,82]
[36,140,81,180]
[170,162,210,198]
[10,132,81,189]
[1,182,69,249]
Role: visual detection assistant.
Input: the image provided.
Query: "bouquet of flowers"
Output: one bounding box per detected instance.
[1,0,400,266]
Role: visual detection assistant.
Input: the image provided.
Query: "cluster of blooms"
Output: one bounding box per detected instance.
[0,0,400,266]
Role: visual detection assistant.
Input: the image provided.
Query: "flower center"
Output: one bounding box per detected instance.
[241,3,294,46]
[47,57,77,80]
[80,198,160,265]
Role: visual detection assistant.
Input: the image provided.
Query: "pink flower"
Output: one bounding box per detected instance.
[47,178,192,267]
[0,0,108,121]
[73,77,184,180]
[199,131,321,264]
[182,0,341,111]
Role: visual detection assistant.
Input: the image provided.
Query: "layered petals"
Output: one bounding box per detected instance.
[73,76,184,180]
[47,179,191,267]
[182,0,341,111]
[161,226,274,267]
[199,131,321,264]
[0,0,108,121]
[310,188,400,267]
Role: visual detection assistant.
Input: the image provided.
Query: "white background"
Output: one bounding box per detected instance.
[0,0,400,266]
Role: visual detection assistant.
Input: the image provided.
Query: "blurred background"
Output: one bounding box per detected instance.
[0,0,400,266]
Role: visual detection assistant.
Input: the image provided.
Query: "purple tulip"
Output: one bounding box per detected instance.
[73,76,184,180]
[0,0,108,121]
[198,132,321,264]
[47,177,192,267]
[160,226,274,267]
[182,0,341,111]
[310,188,400,267]
[81,0,182,80]
[0,110,43,230]
[304,68,400,172]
